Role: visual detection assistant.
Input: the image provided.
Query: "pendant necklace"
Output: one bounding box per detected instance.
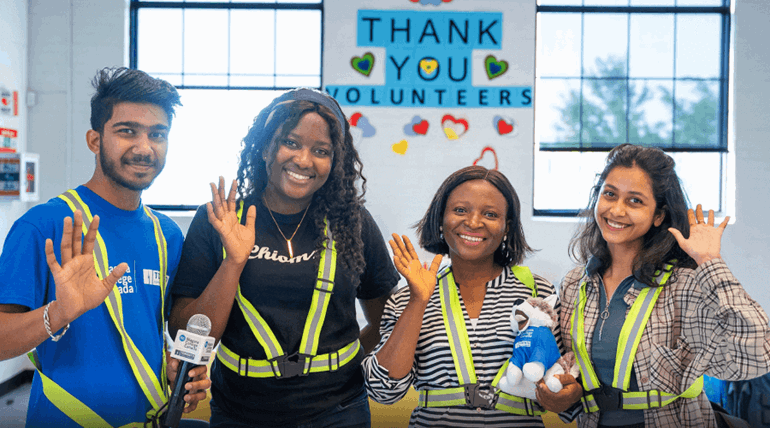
[263,196,310,259]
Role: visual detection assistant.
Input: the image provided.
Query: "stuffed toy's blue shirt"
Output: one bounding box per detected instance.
[510,326,561,369]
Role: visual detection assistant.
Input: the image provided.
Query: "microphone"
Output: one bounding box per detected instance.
[162,314,214,428]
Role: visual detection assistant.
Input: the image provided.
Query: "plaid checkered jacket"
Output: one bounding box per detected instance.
[559,258,770,428]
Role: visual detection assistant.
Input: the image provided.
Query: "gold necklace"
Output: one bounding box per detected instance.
[263,196,310,258]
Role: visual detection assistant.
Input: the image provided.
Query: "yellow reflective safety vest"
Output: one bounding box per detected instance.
[216,202,361,378]
[417,265,547,416]
[571,260,704,413]
[27,189,170,428]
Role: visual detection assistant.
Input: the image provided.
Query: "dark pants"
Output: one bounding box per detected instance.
[209,388,371,428]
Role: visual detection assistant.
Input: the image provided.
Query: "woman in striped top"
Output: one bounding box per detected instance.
[362,166,579,427]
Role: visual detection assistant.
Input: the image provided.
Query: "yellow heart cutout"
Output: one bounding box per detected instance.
[419,59,438,75]
[392,140,408,155]
[443,127,459,140]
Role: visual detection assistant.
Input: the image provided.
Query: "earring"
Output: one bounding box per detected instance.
[439,226,444,241]
[500,237,508,255]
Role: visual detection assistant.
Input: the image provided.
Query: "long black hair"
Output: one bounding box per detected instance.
[416,165,534,267]
[236,89,367,277]
[569,143,696,285]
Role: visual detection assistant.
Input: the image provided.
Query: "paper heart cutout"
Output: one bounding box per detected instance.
[392,140,408,155]
[492,115,517,137]
[403,116,426,136]
[441,114,469,140]
[413,120,429,135]
[349,112,363,127]
[419,59,439,75]
[473,146,499,170]
[485,55,509,80]
[351,52,375,76]
[356,116,376,138]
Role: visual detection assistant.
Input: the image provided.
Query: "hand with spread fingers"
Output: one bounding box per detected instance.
[668,204,729,266]
[388,234,442,305]
[166,356,212,413]
[206,176,257,266]
[45,210,128,323]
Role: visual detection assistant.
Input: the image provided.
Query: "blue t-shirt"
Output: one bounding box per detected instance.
[509,325,561,370]
[0,186,183,428]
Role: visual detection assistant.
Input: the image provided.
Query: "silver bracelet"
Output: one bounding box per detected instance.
[43,301,69,342]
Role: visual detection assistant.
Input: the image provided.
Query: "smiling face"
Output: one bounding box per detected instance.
[442,179,509,266]
[263,112,334,213]
[595,165,665,253]
[90,101,169,192]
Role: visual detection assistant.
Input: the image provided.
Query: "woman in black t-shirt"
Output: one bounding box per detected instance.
[169,88,399,427]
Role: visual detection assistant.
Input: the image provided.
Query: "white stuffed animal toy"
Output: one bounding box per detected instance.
[496,294,580,400]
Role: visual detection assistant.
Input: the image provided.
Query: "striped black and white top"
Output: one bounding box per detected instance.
[363,265,563,428]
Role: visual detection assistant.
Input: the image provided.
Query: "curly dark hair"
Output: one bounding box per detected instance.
[236,89,367,277]
[90,67,181,134]
[569,143,696,286]
[415,165,534,267]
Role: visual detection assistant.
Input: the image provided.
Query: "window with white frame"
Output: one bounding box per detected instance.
[534,0,730,216]
[130,0,323,209]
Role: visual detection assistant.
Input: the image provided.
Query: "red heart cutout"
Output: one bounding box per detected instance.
[497,119,513,135]
[473,146,499,170]
[441,115,469,131]
[350,112,363,127]
[413,120,429,135]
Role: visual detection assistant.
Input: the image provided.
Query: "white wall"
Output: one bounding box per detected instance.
[26,0,128,204]
[0,0,30,385]
[0,1,768,384]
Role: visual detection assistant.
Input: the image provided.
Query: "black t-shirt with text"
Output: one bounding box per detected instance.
[172,200,398,426]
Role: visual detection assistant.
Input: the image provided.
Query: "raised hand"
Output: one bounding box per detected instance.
[669,204,729,266]
[206,177,257,266]
[388,234,442,304]
[45,211,128,323]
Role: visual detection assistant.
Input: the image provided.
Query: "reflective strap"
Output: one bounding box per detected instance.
[621,376,703,410]
[491,359,509,388]
[418,387,545,416]
[613,287,663,390]
[300,220,337,356]
[225,206,339,374]
[571,262,687,413]
[439,269,476,386]
[429,267,544,415]
[610,262,672,390]
[143,206,169,391]
[571,273,601,392]
[57,190,168,413]
[580,394,600,413]
[234,287,285,361]
[510,266,537,297]
[27,352,145,428]
[216,339,360,378]
[417,387,467,407]
[495,392,547,416]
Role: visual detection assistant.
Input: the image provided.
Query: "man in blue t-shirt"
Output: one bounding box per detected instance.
[0,67,210,428]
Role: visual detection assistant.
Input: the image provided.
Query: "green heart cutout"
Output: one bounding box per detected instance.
[485,55,509,80]
[351,52,375,77]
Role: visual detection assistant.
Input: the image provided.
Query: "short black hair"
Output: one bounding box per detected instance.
[90,67,181,133]
[416,165,534,267]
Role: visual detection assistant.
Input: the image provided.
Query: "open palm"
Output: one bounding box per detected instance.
[207,177,257,265]
[389,234,442,303]
[669,204,729,266]
[45,211,128,323]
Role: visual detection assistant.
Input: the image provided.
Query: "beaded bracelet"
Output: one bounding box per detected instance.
[43,301,70,342]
